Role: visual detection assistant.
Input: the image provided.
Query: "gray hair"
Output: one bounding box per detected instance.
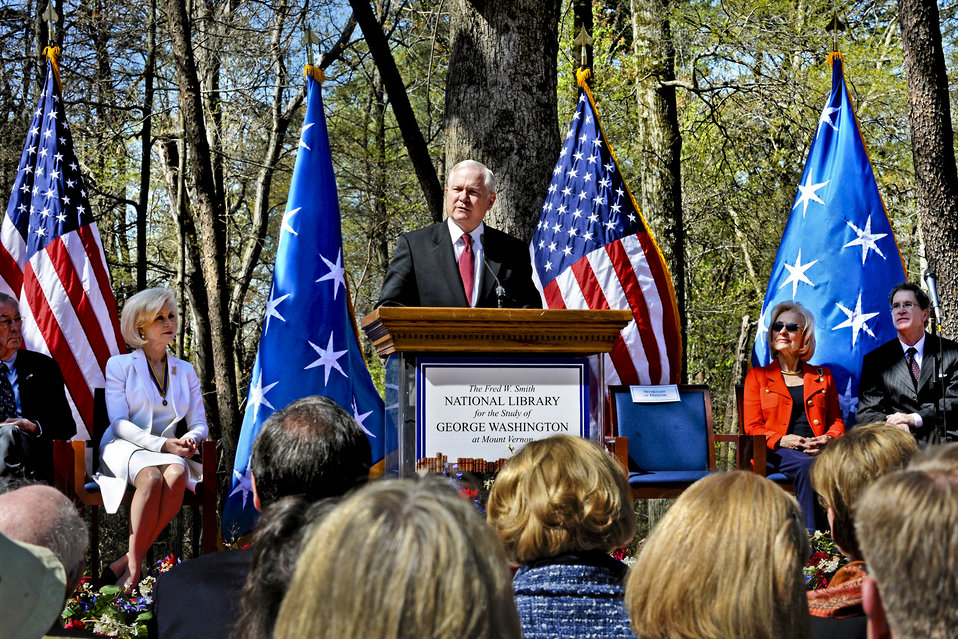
[447,160,496,194]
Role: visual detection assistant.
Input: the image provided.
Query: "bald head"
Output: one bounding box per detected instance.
[0,485,88,587]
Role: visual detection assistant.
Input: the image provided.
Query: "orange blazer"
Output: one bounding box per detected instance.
[743,361,844,449]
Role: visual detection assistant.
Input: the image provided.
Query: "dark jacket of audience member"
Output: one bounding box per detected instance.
[149,395,371,639]
[231,496,338,639]
[487,435,637,639]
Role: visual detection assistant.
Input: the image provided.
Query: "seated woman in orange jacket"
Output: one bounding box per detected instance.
[744,301,844,530]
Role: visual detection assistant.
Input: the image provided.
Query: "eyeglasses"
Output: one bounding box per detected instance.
[771,321,802,333]
[0,316,23,328]
[891,302,917,311]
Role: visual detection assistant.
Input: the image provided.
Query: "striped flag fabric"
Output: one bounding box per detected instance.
[531,69,682,385]
[752,53,906,423]
[1,49,124,439]
[221,66,386,542]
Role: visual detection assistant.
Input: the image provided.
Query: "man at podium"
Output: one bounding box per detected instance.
[377,160,542,309]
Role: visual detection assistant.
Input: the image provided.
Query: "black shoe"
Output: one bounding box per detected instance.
[99,565,121,587]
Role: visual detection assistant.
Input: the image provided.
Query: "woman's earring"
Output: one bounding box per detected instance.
[138,330,145,339]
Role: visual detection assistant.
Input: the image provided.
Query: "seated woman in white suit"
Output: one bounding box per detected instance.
[96,288,208,591]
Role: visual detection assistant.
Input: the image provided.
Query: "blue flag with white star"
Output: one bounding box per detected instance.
[752,53,906,423]
[221,67,385,541]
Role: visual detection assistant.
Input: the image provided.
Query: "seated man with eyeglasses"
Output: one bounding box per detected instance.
[857,282,958,445]
[0,293,75,483]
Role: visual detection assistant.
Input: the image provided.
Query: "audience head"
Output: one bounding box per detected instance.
[626,471,810,639]
[487,434,635,564]
[274,477,522,639]
[0,531,67,639]
[0,484,88,594]
[120,287,177,349]
[250,395,371,509]
[766,300,816,361]
[810,422,918,560]
[234,495,338,639]
[855,443,958,639]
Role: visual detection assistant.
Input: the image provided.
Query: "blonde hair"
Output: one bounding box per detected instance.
[120,288,177,349]
[855,445,958,639]
[626,472,810,639]
[766,301,817,361]
[487,435,635,564]
[810,422,918,559]
[273,477,521,639]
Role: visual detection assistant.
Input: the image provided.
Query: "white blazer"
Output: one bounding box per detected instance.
[96,350,208,513]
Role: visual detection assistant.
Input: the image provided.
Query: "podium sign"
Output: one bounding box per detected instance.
[361,307,632,476]
[417,358,589,462]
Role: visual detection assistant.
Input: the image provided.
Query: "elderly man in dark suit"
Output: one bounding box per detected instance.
[377,160,542,309]
[857,282,958,444]
[0,294,76,483]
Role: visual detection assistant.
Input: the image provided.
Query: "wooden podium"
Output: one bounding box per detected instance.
[361,308,632,476]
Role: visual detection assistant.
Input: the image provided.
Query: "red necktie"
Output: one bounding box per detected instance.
[906,347,921,385]
[458,233,474,306]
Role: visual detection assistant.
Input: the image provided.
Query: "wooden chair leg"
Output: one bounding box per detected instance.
[90,506,100,577]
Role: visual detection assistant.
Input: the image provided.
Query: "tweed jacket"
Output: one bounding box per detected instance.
[513,551,637,639]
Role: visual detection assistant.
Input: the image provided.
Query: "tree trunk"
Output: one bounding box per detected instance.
[136,0,156,292]
[899,0,958,335]
[166,0,239,448]
[631,0,687,378]
[444,0,562,241]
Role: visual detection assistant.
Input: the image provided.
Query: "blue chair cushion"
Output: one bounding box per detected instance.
[628,470,712,485]
[84,481,101,492]
[613,387,710,472]
[766,472,790,483]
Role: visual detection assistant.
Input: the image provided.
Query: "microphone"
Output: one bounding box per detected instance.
[924,269,943,325]
[479,234,507,308]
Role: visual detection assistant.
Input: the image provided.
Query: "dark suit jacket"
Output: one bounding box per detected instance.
[857,333,958,443]
[149,547,252,639]
[377,222,542,309]
[17,349,76,483]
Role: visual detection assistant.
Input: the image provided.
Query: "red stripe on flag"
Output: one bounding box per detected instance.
[45,238,114,370]
[633,231,682,381]
[21,259,94,429]
[570,257,639,384]
[0,248,23,295]
[542,278,567,309]
[77,225,124,352]
[606,239,663,383]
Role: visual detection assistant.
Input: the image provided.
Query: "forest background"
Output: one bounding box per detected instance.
[1,0,957,512]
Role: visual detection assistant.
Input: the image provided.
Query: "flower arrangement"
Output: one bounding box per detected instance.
[803,531,848,590]
[61,554,180,638]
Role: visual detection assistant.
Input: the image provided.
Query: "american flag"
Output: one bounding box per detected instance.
[1,52,124,439]
[752,53,906,422]
[531,71,682,385]
[221,66,386,541]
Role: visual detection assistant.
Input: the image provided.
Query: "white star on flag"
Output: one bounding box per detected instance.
[264,291,290,333]
[843,215,887,264]
[317,249,346,299]
[832,293,879,347]
[247,371,279,415]
[817,106,840,137]
[299,122,315,150]
[792,174,829,219]
[281,206,300,236]
[305,333,348,384]
[351,396,375,438]
[229,459,254,508]
[778,249,818,299]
